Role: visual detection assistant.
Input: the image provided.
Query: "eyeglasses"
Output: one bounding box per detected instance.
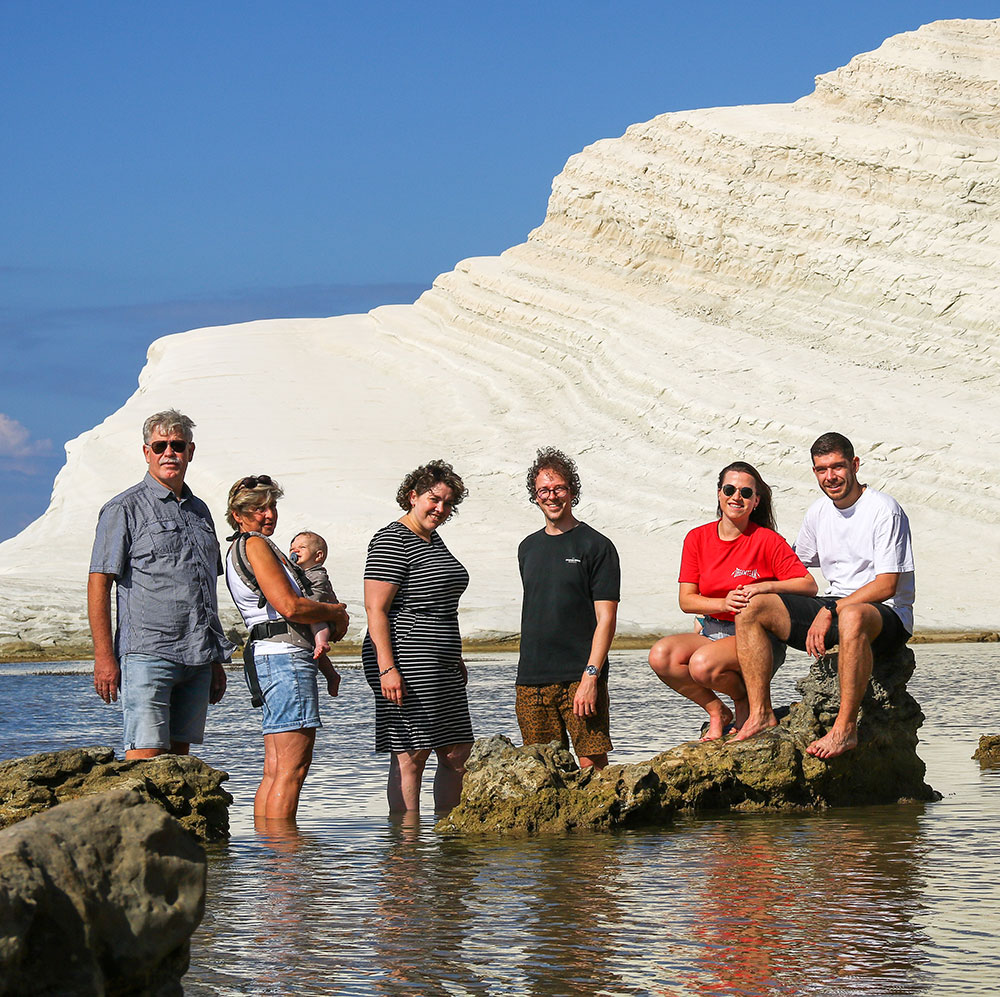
[238,475,274,491]
[721,484,755,499]
[147,439,190,454]
[536,485,569,500]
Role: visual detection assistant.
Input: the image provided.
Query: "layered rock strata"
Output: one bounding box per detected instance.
[437,646,935,834]
[0,788,205,997]
[2,19,999,640]
[0,747,232,842]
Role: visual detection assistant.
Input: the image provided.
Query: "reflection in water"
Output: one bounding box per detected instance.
[367,815,487,993]
[670,812,931,996]
[4,646,1000,995]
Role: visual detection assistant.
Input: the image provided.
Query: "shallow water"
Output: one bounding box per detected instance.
[3,645,999,995]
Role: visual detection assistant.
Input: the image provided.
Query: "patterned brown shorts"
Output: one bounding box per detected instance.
[515,680,612,758]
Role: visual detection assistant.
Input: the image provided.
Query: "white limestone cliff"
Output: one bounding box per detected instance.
[2,18,999,647]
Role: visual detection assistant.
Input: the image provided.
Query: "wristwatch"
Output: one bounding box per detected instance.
[585,665,600,677]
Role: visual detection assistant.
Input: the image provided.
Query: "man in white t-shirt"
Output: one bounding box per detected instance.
[733,432,914,758]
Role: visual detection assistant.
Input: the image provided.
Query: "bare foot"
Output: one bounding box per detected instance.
[732,712,778,742]
[700,706,735,742]
[326,670,341,697]
[806,727,857,759]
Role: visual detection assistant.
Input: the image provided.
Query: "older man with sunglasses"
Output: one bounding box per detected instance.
[88,409,233,759]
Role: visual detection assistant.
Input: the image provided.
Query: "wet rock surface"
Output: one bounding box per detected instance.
[0,787,205,997]
[973,734,1000,766]
[0,747,232,842]
[438,646,937,834]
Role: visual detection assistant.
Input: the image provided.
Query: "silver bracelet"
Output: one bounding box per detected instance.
[379,664,397,677]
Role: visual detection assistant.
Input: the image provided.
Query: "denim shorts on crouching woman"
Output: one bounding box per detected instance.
[253,648,322,735]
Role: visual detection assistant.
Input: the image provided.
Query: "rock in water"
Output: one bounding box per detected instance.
[0,788,205,997]
[0,747,232,842]
[438,646,937,834]
[973,734,1000,766]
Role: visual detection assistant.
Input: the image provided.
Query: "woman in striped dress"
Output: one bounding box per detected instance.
[362,460,473,813]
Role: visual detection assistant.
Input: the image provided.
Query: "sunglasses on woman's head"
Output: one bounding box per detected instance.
[238,475,274,491]
[721,484,754,499]
[147,439,190,454]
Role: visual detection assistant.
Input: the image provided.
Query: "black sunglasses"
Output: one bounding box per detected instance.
[238,474,274,491]
[721,484,755,499]
[147,439,190,454]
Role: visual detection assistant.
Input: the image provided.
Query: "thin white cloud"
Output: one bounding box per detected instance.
[0,413,52,458]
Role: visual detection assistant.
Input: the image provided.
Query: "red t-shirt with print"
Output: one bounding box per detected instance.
[678,521,808,622]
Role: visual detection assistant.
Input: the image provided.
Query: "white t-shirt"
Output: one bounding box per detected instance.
[794,486,915,633]
[225,548,304,654]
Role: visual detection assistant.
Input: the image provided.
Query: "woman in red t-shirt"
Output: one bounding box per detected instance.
[648,461,817,740]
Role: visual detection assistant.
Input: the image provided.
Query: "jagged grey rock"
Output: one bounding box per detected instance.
[0,747,232,842]
[438,646,936,834]
[0,788,205,997]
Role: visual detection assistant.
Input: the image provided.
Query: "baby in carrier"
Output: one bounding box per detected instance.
[289,531,342,697]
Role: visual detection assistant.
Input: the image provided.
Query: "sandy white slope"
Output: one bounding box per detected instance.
[2,18,999,646]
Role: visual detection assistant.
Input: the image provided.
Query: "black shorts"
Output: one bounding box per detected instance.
[778,594,911,655]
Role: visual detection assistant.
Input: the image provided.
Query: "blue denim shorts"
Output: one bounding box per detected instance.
[254,648,322,735]
[120,653,213,751]
[696,617,788,670]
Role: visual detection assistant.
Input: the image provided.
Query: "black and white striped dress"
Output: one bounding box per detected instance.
[362,520,473,752]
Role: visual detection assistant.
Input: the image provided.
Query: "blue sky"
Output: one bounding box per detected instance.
[2,1,996,539]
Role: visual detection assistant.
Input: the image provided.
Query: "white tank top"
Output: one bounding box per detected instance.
[225,547,304,654]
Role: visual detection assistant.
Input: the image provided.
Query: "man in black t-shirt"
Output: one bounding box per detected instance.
[516,448,621,769]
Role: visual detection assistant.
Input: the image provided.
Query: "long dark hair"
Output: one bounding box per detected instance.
[716,461,775,531]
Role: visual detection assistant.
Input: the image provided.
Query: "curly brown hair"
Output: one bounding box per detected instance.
[395,460,468,515]
[526,447,581,506]
[226,474,285,530]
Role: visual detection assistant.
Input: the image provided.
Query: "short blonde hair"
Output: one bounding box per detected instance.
[226,474,284,530]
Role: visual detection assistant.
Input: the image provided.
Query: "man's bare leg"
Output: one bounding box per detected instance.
[733,595,791,741]
[807,604,882,759]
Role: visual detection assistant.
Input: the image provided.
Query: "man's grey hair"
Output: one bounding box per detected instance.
[143,409,196,444]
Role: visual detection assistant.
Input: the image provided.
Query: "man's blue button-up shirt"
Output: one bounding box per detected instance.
[89,473,234,666]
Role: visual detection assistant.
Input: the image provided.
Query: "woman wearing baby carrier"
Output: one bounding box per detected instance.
[225,475,349,819]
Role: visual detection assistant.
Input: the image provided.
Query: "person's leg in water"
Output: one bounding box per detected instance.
[257,728,316,818]
[387,749,432,812]
[432,742,472,812]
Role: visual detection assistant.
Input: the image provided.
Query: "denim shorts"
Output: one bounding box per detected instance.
[697,616,788,670]
[121,653,213,751]
[254,647,322,735]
